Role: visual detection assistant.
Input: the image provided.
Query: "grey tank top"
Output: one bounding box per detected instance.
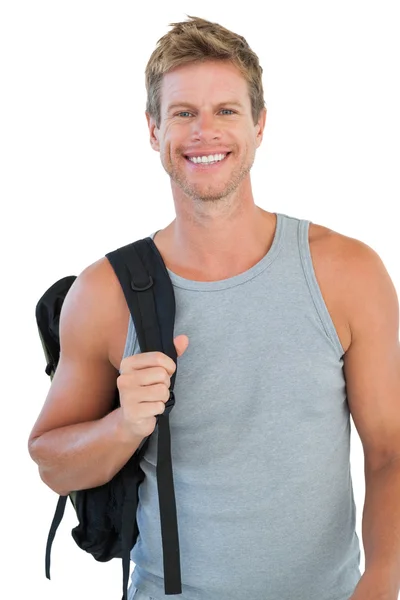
[120,212,361,600]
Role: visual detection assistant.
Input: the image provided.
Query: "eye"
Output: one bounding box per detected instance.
[220,109,235,115]
[177,111,193,118]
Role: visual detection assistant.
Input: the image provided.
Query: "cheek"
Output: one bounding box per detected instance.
[160,132,176,155]
[159,141,179,168]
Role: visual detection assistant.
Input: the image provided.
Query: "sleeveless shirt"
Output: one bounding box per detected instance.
[120,212,362,600]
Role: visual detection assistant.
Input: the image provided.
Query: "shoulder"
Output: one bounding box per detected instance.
[308,219,398,349]
[71,255,125,308]
[65,256,130,369]
[308,218,389,283]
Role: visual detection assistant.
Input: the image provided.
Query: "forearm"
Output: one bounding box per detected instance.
[360,458,400,598]
[28,407,145,496]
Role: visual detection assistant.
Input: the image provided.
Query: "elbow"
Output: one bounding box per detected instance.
[27,433,40,462]
[28,436,70,497]
[39,468,71,497]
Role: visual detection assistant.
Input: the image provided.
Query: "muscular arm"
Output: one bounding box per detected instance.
[28,259,144,496]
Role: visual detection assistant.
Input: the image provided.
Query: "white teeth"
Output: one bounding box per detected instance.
[188,153,227,164]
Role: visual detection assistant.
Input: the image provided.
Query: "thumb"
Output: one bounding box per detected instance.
[173,334,189,357]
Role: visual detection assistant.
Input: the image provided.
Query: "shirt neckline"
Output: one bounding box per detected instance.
[148,212,286,291]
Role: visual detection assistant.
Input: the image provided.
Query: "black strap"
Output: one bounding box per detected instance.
[157,412,182,593]
[45,495,68,579]
[106,239,182,595]
[121,492,137,600]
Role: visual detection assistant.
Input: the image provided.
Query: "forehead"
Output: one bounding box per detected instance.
[160,60,250,109]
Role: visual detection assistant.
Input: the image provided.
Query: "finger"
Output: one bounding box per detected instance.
[120,351,176,375]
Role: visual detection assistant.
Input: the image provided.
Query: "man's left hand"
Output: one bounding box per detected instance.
[348,569,398,600]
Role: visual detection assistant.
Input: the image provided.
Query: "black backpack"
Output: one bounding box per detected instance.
[35,237,182,599]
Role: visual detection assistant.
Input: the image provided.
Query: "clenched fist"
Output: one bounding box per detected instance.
[117,335,189,438]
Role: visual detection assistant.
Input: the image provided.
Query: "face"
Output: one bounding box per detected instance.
[146,60,266,203]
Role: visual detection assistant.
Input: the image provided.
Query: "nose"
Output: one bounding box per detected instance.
[191,112,222,143]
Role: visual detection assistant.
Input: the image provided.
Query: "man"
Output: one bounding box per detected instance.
[28,15,400,600]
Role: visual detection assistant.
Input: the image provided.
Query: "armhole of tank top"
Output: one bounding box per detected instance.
[119,314,138,374]
[298,219,345,360]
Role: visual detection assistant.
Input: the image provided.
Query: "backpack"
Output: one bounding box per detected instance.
[35,237,182,599]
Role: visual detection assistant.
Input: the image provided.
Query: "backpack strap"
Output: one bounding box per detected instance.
[45,495,68,579]
[106,237,182,598]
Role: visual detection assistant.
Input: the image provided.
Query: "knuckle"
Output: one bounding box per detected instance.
[157,383,166,395]
[120,355,136,373]
[156,352,165,365]
[116,374,126,389]
[157,366,166,378]
[155,352,175,374]
[160,368,171,386]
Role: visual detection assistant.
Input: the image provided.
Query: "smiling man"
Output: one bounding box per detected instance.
[149,59,262,206]
[29,15,400,600]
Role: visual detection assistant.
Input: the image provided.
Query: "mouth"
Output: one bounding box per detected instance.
[184,152,231,169]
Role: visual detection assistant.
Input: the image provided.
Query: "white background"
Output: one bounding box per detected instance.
[1,1,399,599]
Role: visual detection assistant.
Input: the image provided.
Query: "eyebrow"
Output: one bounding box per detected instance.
[166,101,244,114]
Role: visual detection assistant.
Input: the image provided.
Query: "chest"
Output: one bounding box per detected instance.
[108,224,352,371]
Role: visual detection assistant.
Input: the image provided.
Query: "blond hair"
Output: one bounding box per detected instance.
[145,16,266,127]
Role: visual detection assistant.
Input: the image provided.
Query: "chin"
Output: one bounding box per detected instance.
[185,185,236,202]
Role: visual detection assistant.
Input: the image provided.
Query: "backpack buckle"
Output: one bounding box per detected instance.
[130,275,154,291]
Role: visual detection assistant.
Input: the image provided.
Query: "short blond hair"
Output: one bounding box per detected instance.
[145,16,266,128]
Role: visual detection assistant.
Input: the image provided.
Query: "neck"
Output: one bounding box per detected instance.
[155,206,277,281]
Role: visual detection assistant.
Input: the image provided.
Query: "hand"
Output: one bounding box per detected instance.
[348,568,398,600]
[117,335,189,438]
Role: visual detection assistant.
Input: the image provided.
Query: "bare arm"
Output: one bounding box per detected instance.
[28,259,145,496]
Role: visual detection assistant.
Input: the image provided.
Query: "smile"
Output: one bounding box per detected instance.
[184,152,231,167]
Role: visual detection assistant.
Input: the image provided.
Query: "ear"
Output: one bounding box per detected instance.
[255,107,267,148]
[146,112,160,152]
